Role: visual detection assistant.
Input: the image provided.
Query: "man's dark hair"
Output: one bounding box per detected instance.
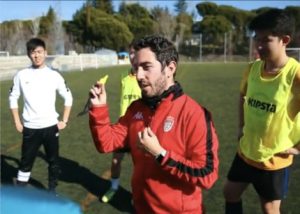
[133,35,178,69]
[249,9,295,37]
[26,38,46,54]
[129,39,137,49]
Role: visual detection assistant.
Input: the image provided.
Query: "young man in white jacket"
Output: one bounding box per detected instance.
[9,38,73,193]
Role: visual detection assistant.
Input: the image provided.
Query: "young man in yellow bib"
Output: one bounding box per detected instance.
[223,9,300,214]
[101,41,141,203]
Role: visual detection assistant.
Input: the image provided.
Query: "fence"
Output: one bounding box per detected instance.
[0,53,119,81]
[1,48,299,81]
[286,48,300,61]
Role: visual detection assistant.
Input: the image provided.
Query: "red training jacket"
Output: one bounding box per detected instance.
[89,93,219,214]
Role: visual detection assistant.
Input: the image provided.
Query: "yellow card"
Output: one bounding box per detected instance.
[98,74,109,84]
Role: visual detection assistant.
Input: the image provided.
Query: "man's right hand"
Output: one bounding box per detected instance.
[89,83,107,106]
[15,122,23,133]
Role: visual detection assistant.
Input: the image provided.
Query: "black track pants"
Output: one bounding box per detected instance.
[19,125,60,189]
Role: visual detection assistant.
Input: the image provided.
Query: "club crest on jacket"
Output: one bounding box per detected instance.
[164,116,174,132]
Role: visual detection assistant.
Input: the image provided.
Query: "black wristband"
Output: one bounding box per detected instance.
[155,154,164,164]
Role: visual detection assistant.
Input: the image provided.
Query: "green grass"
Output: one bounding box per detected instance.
[1,63,299,213]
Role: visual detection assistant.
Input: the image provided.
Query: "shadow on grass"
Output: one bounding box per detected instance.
[36,151,134,213]
[1,155,19,184]
[1,153,134,213]
[1,154,44,189]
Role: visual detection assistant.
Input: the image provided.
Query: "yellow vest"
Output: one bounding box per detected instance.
[120,71,141,116]
[240,58,300,162]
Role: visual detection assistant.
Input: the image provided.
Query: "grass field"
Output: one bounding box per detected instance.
[1,62,299,213]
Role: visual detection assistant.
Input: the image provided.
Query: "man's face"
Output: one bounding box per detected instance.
[133,47,170,98]
[28,46,47,68]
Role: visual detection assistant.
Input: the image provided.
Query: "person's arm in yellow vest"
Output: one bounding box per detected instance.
[281,68,300,155]
[238,64,251,141]
[120,74,128,117]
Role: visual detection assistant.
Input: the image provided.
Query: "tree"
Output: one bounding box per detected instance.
[195,2,258,54]
[66,6,132,52]
[30,17,40,37]
[0,20,32,55]
[173,0,193,51]
[197,15,232,53]
[38,6,67,54]
[218,5,255,52]
[87,0,114,14]
[118,3,155,39]
[88,16,133,50]
[284,6,300,46]
[151,6,176,41]
[174,0,187,15]
[252,7,276,15]
[175,12,193,50]
[39,7,56,36]
[196,2,218,16]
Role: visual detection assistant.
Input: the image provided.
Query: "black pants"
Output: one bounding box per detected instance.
[20,125,60,189]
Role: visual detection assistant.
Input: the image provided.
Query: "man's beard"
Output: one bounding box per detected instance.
[142,75,167,98]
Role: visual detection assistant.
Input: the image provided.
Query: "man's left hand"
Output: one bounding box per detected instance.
[137,127,164,157]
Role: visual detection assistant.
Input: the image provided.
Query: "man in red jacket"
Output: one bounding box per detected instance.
[89,35,219,213]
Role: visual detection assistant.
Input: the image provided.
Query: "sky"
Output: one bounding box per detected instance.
[0,0,299,23]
